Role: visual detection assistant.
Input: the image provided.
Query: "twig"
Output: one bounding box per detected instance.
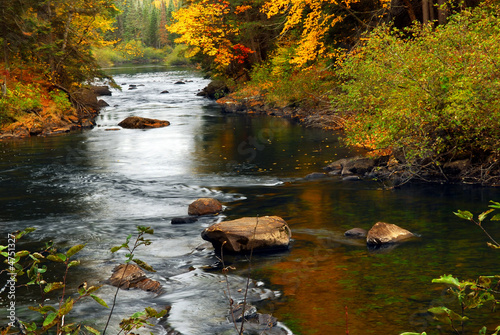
[102,232,144,335]
[345,306,349,335]
[219,242,240,334]
[239,216,259,334]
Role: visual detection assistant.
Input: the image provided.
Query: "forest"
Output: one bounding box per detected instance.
[1,0,499,184]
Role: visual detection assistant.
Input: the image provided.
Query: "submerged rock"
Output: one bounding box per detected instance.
[108,264,162,293]
[366,222,416,246]
[201,216,291,253]
[188,198,223,216]
[304,172,328,180]
[227,303,287,334]
[344,228,367,238]
[118,116,170,129]
[171,216,199,224]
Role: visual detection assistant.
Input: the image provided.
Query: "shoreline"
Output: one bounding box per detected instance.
[217,92,500,188]
[0,86,109,140]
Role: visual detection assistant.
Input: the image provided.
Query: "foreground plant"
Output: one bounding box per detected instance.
[0,226,166,335]
[0,228,105,334]
[402,201,500,335]
[104,225,167,335]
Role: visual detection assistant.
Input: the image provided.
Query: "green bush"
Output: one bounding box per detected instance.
[164,44,190,66]
[0,83,42,125]
[246,46,339,109]
[93,47,126,67]
[335,4,500,162]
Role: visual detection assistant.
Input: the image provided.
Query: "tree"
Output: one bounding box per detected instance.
[335,3,500,184]
[167,0,278,78]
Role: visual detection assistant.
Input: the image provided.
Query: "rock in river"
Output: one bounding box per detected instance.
[108,264,162,293]
[188,198,223,216]
[344,227,367,238]
[201,216,292,253]
[118,116,170,129]
[366,222,416,246]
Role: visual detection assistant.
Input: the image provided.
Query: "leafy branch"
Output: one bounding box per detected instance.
[453,200,500,249]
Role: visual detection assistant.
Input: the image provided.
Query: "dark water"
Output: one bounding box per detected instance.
[1,66,499,334]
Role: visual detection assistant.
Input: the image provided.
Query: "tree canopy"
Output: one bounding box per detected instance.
[1,0,118,89]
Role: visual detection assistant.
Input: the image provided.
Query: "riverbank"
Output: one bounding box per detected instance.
[216,90,500,187]
[0,86,109,140]
[217,93,344,130]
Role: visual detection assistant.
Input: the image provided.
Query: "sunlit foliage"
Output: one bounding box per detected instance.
[336,3,500,162]
[167,0,257,73]
[262,0,391,67]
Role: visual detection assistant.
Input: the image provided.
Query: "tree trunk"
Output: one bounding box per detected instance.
[437,0,447,25]
[402,0,417,22]
[429,0,435,21]
[422,0,429,24]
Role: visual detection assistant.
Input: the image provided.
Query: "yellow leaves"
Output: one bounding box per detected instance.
[262,0,351,67]
[167,0,253,70]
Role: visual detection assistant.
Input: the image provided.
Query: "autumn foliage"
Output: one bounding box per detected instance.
[336,4,500,164]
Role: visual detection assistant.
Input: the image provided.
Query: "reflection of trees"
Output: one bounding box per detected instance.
[191,114,348,177]
[225,181,500,334]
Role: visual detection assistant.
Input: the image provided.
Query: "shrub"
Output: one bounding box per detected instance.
[335,4,500,163]
[164,44,190,66]
[246,46,339,109]
[0,83,43,126]
[93,47,126,67]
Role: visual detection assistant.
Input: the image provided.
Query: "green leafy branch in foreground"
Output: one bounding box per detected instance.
[454,200,500,250]
[0,226,166,335]
[0,228,105,335]
[401,201,500,335]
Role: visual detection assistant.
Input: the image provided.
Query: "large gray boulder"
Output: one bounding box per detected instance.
[201,216,291,253]
[366,222,416,246]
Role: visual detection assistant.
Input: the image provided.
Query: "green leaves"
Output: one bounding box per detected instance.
[337,5,500,168]
[43,282,65,293]
[66,244,86,258]
[432,274,460,288]
[42,312,58,328]
[84,326,101,335]
[454,210,473,221]
[133,258,156,272]
[90,294,109,308]
[47,253,67,263]
[428,306,468,325]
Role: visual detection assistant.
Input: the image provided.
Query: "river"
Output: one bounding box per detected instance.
[1,66,499,334]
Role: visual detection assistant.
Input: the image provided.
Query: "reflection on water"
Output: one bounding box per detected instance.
[1,67,499,334]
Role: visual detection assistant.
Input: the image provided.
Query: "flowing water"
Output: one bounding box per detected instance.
[1,66,499,334]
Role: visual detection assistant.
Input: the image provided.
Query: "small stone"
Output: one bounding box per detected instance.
[171,216,199,224]
[345,228,367,238]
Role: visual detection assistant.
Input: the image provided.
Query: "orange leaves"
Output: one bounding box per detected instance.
[234,5,252,14]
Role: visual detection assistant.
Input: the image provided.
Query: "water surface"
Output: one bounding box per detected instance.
[1,66,499,334]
